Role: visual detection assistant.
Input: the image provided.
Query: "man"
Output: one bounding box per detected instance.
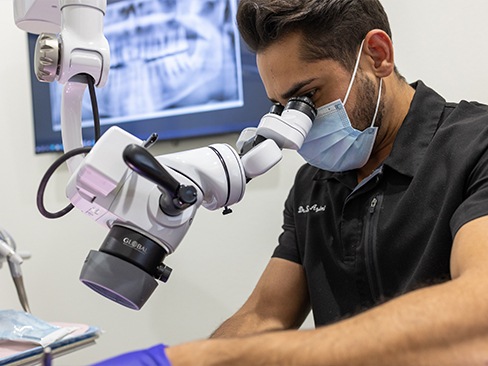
[94,0,488,364]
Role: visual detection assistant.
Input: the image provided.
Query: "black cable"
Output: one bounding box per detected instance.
[37,146,91,219]
[87,76,101,141]
[208,146,233,215]
[37,74,101,219]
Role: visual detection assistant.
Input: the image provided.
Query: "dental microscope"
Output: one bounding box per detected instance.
[13,0,317,310]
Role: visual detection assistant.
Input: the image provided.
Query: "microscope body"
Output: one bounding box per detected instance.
[66,126,248,309]
[66,126,246,255]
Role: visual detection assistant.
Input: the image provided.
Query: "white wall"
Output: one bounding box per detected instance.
[382,1,488,104]
[0,0,487,364]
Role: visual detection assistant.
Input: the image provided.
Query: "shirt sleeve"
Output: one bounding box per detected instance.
[272,183,302,264]
[450,146,488,236]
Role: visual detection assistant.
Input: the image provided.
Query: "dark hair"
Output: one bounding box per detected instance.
[236,0,394,71]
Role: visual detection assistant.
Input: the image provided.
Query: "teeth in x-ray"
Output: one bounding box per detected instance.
[107,21,189,66]
[92,0,228,117]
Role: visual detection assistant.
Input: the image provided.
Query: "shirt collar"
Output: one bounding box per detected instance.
[383,80,446,177]
[312,80,446,183]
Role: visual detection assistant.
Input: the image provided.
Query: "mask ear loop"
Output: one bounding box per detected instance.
[343,40,365,106]
[370,78,383,128]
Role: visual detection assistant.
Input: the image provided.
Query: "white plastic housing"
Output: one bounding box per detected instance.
[241,139,282,179]
[14,0,109,88]
[158,143,246,211]
[66,126,246,253]
[75,127,141,198]
[61,81,87,172]
[57,0,110,87]
[236,127,257,153]
[256,109,314,150]
[14,0,61,34]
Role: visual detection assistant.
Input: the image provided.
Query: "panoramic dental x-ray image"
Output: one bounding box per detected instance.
[51,0,241,126]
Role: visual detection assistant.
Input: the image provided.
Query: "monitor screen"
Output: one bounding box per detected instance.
[28,0,270,153]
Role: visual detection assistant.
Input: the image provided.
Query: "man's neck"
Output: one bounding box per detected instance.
[357,78,415,183]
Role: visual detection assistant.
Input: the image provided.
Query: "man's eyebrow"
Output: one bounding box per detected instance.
[274,78,317,103]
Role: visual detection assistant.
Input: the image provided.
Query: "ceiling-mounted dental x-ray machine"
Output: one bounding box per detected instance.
[13,0,318,310]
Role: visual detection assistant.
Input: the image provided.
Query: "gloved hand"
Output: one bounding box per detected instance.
[91,344,171,366]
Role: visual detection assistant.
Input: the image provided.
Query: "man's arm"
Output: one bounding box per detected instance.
[167,215,488,365]
[211,257,311,338]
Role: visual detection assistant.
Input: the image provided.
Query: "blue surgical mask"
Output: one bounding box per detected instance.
[298,40,382,172]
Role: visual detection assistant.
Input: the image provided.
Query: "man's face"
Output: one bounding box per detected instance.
[256,32,383,132]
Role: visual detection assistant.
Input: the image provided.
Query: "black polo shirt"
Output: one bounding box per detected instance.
[273,81,488,326]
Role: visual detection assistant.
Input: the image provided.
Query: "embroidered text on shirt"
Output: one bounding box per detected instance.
[298,204,327,214]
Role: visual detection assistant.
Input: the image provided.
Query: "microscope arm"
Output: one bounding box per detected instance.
[15,0,110,172]
[14,0,61,34]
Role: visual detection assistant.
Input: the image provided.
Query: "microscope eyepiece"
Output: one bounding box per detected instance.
[268,103,284,115]
[284,96,317,121]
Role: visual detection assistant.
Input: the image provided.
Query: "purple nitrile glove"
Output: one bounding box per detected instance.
[91,344,171,366]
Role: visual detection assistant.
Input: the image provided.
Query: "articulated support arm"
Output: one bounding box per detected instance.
[15,0,110,171]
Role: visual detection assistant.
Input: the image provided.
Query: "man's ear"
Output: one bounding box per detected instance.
[363,29,395,78]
